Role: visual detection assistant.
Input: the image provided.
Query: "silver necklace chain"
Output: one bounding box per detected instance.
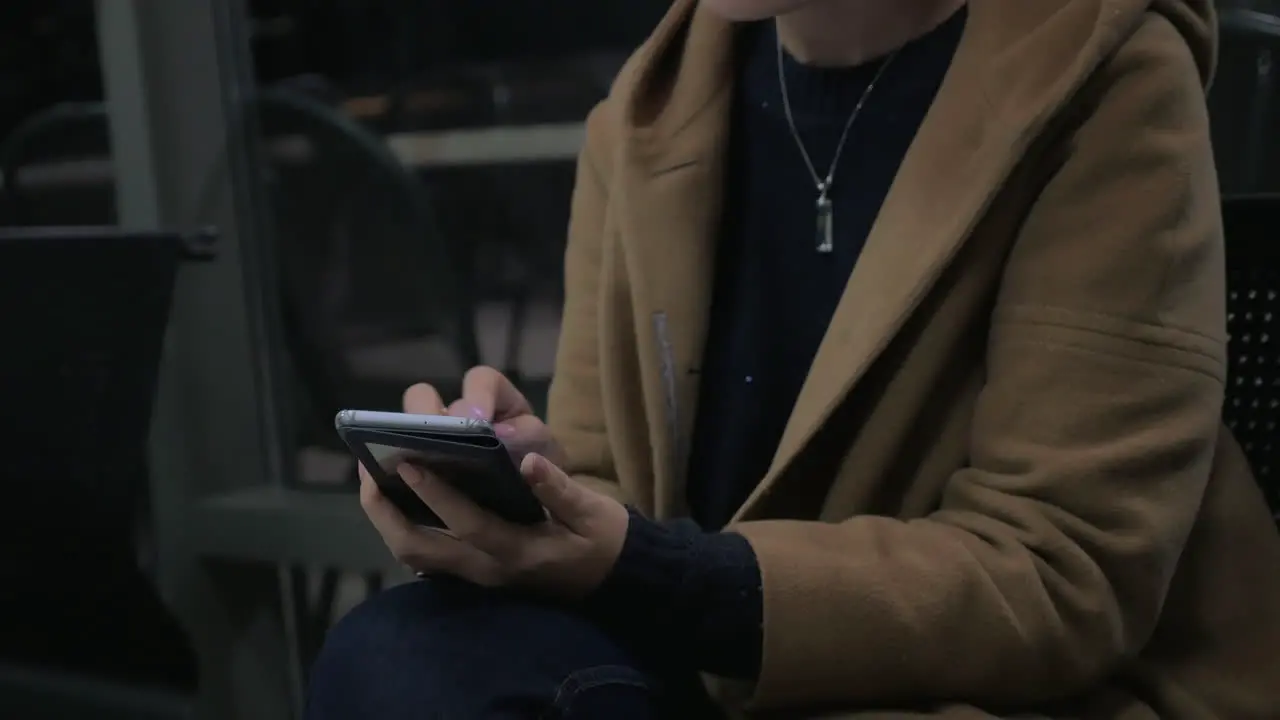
[776,30,900,252]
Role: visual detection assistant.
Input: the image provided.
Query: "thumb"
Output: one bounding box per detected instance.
[521,453,593,532]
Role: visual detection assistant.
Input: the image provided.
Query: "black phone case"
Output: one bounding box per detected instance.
[338,426,545,528]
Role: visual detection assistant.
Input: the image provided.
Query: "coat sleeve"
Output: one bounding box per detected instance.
[545,101,628,503]
[732,17,1228,709]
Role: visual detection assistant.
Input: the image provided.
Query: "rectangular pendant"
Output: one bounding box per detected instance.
[816,195,834,253]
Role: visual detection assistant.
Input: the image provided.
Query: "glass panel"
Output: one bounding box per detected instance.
[240,1,672,496]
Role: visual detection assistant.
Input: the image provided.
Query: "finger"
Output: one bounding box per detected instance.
[397,529,500,583]
[446,398,485,419]
[460,366,532,422]
[521,453,596,534]
[358,468,423,557]
[398,463,521,557]
[402,383,446,415]
[491,414,556,458]
[359,469,501,582]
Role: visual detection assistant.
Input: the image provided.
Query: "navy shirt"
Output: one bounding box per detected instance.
[688,13,967,529]
[587,9,966,680]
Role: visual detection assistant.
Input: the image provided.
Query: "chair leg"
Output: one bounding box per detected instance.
[289,565,340,681]
[363,572,384,598]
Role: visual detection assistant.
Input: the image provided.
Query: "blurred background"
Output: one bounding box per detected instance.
[0,1,1275,719]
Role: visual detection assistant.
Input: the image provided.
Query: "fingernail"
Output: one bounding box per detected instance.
[523,453,545,483]
[494,422,515,438]
[534,455,562,489]
[466,404,489,420]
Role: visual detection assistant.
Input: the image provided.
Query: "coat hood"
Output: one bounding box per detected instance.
[1149,0,1217,84]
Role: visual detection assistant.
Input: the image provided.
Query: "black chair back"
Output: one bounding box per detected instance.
[1222,193,1280,517]
[0,227,207,701]
[256,88,475,353]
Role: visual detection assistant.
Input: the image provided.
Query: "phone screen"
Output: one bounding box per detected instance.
[366,442,500,486]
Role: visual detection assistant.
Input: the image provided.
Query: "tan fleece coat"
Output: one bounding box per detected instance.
[546,0,1280,717]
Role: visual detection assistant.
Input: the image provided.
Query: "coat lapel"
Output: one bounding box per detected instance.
[615,141,728,519]
[613,4,735,518]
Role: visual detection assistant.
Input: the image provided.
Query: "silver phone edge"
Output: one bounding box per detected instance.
[334,409,496,436]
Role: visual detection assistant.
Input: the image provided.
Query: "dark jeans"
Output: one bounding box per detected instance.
[305,578,722,719]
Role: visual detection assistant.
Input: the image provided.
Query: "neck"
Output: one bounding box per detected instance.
[776,0,965,67]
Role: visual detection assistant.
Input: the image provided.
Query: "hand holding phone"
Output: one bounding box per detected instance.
[347,376,631,600]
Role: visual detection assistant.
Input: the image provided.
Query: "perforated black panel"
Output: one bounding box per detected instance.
[1223,194,1280,519]
[1225,283,1280,515]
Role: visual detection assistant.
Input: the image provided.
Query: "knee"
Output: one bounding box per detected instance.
[306,579,647,716]
[321,579,443,645]
[306,580,495,717]
[311,579,474,675]
[316,579,636,668]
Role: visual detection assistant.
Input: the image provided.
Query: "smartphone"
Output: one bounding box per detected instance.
[334,409,545,528]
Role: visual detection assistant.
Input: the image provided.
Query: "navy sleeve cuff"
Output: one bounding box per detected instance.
[581,507,763,680]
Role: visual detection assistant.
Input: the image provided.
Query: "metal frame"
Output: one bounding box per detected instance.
[0,122,587,195]
[92,1,400,717]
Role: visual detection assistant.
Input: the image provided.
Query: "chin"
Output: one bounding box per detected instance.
[700,0,815,21]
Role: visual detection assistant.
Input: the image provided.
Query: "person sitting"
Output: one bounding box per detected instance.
[305,0,1280,717]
